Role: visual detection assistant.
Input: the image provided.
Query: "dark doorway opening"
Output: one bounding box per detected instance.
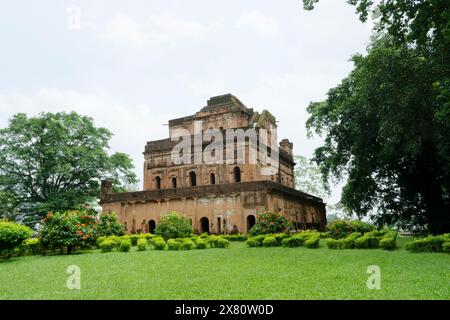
[210,173,216,185]
[233,167,241,183]
[171,177,177,188]
[200,217,209,234]
[189,171,197,187]
[149,220,156,234]
[247,215,256,232]
[217,217,221,234]
[155,176,161,189]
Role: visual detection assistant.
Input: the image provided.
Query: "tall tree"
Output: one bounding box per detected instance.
[293,155,329,199]
[303,1,450,233]
[0,112,137,225]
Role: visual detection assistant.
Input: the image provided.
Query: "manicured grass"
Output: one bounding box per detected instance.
[0,238,448,299]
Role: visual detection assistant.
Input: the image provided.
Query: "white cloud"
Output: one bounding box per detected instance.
[234,11,279,37]
[100,13,216,49]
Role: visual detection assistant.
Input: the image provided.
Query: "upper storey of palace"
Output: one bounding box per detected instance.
[142,94,297,190]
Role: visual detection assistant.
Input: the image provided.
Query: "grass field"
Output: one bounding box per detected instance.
[0,237,449,300]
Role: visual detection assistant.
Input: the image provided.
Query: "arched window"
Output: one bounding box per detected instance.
[189,171,197,187]
[233,166,241,183]
[148,220,156,233]
[155,176,161,189]
[200,217,209,234]
[171,177,177,188]
[210,172,216,185]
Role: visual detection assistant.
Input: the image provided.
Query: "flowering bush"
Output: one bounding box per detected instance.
[39,210,97,254]
[0,221,34,258]
[248,211,294,236]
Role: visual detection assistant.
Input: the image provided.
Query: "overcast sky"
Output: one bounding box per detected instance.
[0,0,373,205]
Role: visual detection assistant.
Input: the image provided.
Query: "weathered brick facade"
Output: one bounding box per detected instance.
[100,94,326,234]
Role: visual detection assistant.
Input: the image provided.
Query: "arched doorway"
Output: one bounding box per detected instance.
[233,166,241,183]
[189,171,197,187]
[148,220,156,234]
[171,177,177,188]
[200,217,209,234]
[210,172,216,185]
[247,215,256,232]
[155,176,161,189]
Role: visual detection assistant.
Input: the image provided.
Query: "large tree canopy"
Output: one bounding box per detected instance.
[303,0,450,233]
[0,112,137,225]
[293,155,329,199]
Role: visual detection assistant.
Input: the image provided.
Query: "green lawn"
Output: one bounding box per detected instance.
[0,238,449,300]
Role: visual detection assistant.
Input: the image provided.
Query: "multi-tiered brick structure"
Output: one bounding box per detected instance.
[100,94,326,234]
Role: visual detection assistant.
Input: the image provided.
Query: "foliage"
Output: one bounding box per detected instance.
[222,234,248,241]
[0,221,34,258]
[281,236,303,248]
[442,242,450,253]
[327,232,362,249]
[305,235,320,248]
[22,238,41,255]
[326,220,374,239]
[214,237,230,248]
[293,155,329,197]
[262,236,278,247]
[96,213,125,237]
[137,238,147,251]
[195,238,208,249]
[99,239,115,252]
[379,231,398,250]
[354,230,386,249]
[405,235,448,253]
[248,211,294,236]
[167,239,181,250]
[118,239,131,252]
[0,112,137,226]
[152,237,166,250]
[180,238,194,250]
[39,210,97,254]
[154,212,192,240]
[303,1,450,234]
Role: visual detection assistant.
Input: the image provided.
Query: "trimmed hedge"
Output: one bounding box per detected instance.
[137,238,147,251]
[118,239,132,252]
[262,236,278,247]
[405,235,448,253]
[99,239,115,252]
[442,242,450,253]
[195,238,208,249]
[152,237,166,250]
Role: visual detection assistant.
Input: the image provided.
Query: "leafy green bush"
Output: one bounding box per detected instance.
[167,239,181,250]
[222,234,248,241]
[22,238,41,255]
[137,238,147,251]
[154,212,192,240]
[379,231,397,250]
[326,220,374,239]
[405,235,447,253]
[442,242,450,253]
[262,236,278,247]
[195,238,208,249]
[246,237,259,247]
[0,221,34,258]
[96,213,125,237]
[99,239,115,252]
[39,210,97,254]
[214,237,230,248]
[248,211,294,236]
[305,235,320,248]
[118,239,131,252]
[180,238,194,250]
[152,237,166,250]
[129,234,140,246]
[281,236,303,247]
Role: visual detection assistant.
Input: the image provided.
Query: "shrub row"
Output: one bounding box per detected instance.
[246,231,321,249]
[327,230,398,250]
[405,234,450,253]
[97,234,231,252]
